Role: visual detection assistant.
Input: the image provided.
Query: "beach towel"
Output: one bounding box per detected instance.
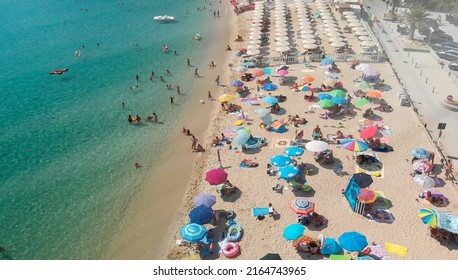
[330,254,351,260]
[385,242,408,257]
[369,244,389,260]
[252,208,269,217]
[272,138,292,149]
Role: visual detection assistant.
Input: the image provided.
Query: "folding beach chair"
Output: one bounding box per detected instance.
[290,130,304,147]
[333,163,344,176]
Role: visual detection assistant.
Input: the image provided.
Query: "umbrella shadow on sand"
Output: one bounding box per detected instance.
[292,187,316,197]
[220,188,242,203]
[296,251,325,260]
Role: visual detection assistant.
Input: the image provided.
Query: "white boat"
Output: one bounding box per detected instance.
[153,15,175,22]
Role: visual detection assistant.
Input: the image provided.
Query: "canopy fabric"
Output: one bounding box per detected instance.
[338,231,368,252]
[180,223,207,242]
[290,197,315,215]
[278,166,300,180]
[358,189,377,204]
[411,148,431,159]
[437,211,458,234]
[284,146,305,157]
[352,173,373,188]
[283,224,306,240]
[418,208,438,228]
[271,155,292,167]
[205,168,228,185]
[189,205,214,225]
[360,126,379,139]
[193,193,217,208]
[305,140,328,152]
[320,237,343,255]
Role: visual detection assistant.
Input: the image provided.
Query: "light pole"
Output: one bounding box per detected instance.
[428,27,435,44]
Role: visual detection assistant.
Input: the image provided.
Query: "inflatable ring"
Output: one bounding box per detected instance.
[227,224,243,242]
[225,210,236,220]
[222,242,240,258]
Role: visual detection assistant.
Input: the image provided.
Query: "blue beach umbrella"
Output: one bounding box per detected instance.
[332,97,347,105]
[318,93,333,100]
[231,80,244,87]
[411,148,431,159]
[320,237,343,255]
[300,85,311,92]
[321,58,334,65]
[189,205,214,225]
[278,166,299,180]
[235,132,250,146]
[235,66,247,73]
[180,223,207,242]
[263,83,278,91]
[284,147,304,157]
[271,155,292,167]
[338,231,368,252]
[283,224,305,241]
[262,96,279,105]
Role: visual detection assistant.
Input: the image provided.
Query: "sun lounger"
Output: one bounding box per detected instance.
[252,208,269,217]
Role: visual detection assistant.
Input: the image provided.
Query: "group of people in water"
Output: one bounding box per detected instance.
[128,113,158,123]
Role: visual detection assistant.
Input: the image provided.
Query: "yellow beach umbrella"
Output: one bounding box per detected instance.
[218,94,235,103]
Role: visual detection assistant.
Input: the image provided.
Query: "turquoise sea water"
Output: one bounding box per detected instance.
[0,0,219,259]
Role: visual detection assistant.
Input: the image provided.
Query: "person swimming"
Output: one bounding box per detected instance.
[74,50,80,58]
[49,68,69,75]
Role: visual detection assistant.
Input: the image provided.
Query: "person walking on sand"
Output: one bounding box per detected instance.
[268,203,277,217]
[191,135,198,150]
[215,75,220,86]
[194,68,199,77]
[208,91,213,100]
[445,159,454,180]
[170,96,174,104]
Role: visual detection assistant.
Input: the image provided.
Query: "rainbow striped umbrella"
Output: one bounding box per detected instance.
[341,139,368,152]
[418,208,438,228]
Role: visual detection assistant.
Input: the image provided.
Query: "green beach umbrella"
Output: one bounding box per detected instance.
[355,82,371,89]
[330,89,346,98]
[318,99,336,108]
[355,99,370,106]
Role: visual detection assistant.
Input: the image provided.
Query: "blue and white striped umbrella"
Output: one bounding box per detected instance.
[284,147,304,157]
[278,166,299,179]
[271,155,292,167]
[180,223,207,242]
[411,148,431,159]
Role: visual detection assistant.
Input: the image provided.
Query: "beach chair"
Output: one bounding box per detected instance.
[333,163,344,176]
[290,130,304,147]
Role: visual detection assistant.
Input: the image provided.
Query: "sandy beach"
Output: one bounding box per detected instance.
[138,1,458,260]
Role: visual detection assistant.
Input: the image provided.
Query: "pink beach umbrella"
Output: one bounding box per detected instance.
[253,69,265,77]
[205,169,228,185]
[277,69,289,76]
[413,160,433,173]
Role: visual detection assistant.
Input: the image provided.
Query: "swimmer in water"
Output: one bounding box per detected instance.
[129,85,139,90]
[74,50,81,58]
[49,68,69,75]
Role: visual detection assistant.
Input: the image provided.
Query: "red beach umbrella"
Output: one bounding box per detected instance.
[360,126,379,139]
[253,69,265,77]
[205,169,228,185]
[358,189,377,204]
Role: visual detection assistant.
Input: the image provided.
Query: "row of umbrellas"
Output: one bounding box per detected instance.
[343,12,376,48]
[247,1,266,55]
[273,1,292,53]
[294,1,319,50]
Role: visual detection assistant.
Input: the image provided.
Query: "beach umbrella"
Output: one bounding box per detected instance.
[302,39,317,44]
[318,99,336,108]
[329,37,344,43]
[300,29,314,34]
[349,21,363,27]
[180,223,207,242]
[237,127,252,134]
[278,166,300,180]
[321,58,334,65]
[332,97,347,105]
[262,96,279,105]
[352,173,373,188]
[300,85,311,92]
[260,253,282,260]
[331,42,346,48]
[253,69,265,77]
[193,193,217,208]
[318,93,333,100]
[231,80,244,87]
[343,11,354,15]
[327,31,342,37]
[355,81,371,89]
[235,66,248,73]
[277,69,289,76]
[254,108,271,118]
[363,68,381,77]
[263,83,279,91]
[218,94,235,103]
[303,44,318,50]
[418,208,438,228]
[235,132,250,146]
[358,35,372,41]
[411,148,431,159]
[305,140,328,152]
[189,205,214,225]
[246,49,261,56]
[320,237,343,255]
[413,160,433,173]
[276,46,291,53]
[248,39,262,45]
[271,155,292,167]
[358,189,377,204]
[361,41,376,47]
[330,89,346,98]
[413,174,436,188]
[355,31,369,36]
[355,99,371,106]
[275,41,290,47]
[290,197,315,215]
[303,76,315,83]
[284,146,305,157]
[338,231,368,252]
[360,126,379,139]
[283,224,306,241]
[205,168,228,185]
[341,139,369,152]
[301,34,315,39]
[355,63,371,71]
[352,26,366,32]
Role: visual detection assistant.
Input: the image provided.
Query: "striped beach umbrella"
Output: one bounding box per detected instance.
[341,139,369,152]
[290,197,315,215]
[411,148,431,159]
[271,155,292,167]
[418,208,438,228]
[180,223,207,242]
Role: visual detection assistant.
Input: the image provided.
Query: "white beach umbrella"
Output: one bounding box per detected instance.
[303,43,318,49]
[252,18,264,23]
[305,140,329,152]
[352,27,366,32]
[361,41,376,47]
[355,31,369,36]
[358,36,372,41]
[248,40,262,45]
[246,49,261,56]
[326,31,341,36]
[324,23,338,28]
[343,11,355,15]
[276,41,290,47]
[331,42,346,48]
[297,13,310,19]
[250,27,261,32]
[300,29,314,34]
[325,27,340,33]
[276,32,288,37]
[248,44,261,49]
[249,35,262,41]
[302,39,317,44]
[276,36,289,42]
[251,22,263,27]
[347,18,360,23]
[349,22,363,27]
[345,15,358,21]
[321,15,334,20]
[329,37,344,43]
[323,19,336,24]
[300,34,315,39]
[276,46,290,52]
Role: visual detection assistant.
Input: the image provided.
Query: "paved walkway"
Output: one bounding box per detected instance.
[365,0,458,178]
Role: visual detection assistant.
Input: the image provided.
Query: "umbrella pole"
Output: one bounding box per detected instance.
[217,149,223,169]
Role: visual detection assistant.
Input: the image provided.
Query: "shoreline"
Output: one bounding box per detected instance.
[110,4,237,259]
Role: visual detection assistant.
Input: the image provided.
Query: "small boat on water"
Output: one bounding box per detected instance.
[153,15,175,22]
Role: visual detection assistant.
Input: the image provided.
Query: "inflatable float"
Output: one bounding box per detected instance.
[194,34,202,41]
[222,242,240,258]
[227,224,243,242]
[49,68,69,75]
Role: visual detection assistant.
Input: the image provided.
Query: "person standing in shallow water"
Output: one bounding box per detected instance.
[170,96,174,104]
